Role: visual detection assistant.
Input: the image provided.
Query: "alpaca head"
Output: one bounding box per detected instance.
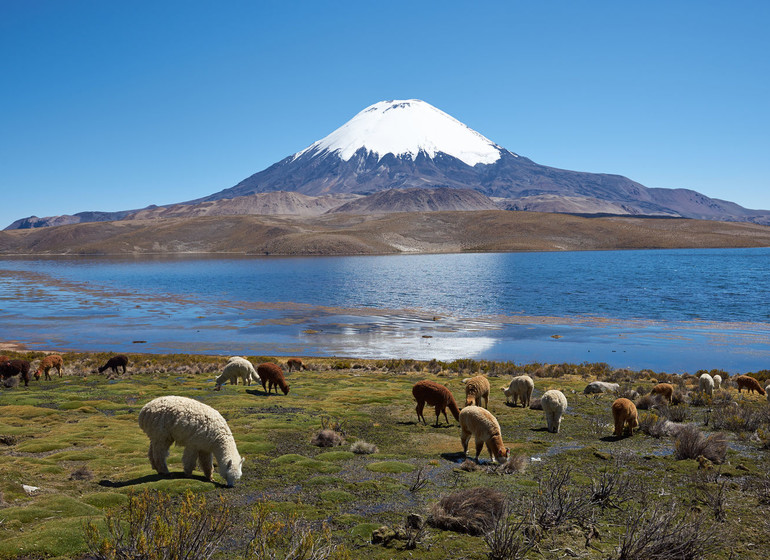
[220,455,244,488]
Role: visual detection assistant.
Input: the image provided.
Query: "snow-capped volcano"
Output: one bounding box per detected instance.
[294,99,506,166]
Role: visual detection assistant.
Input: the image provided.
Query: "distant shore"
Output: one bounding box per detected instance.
[2,210,770,255]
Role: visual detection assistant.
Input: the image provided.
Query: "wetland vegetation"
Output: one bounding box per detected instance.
[1,352,770,559]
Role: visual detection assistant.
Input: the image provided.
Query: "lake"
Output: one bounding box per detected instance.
[1,248,769,373]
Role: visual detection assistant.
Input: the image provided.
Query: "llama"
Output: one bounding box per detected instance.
[501,375,534,407]
[35,355,63,381]
[138,395,243,487]
[215,357,260,389]
[98,355,128,374]
[713,374,722,391]
[287,358,306,372]
[698,373,714,396]
[0,359,32,387]
[463,375,490,408]
[256,362,290,395]
[541,389,568,433]
[412,380,461,426]
[459,405,509,463]
[735,375,766,395]
[583,381,619,395]
[611,398,639,437]
[650,382,674,403]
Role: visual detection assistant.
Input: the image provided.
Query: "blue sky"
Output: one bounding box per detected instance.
[1,1,768,229]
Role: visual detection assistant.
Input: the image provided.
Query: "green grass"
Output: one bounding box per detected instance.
[0,352,769,559]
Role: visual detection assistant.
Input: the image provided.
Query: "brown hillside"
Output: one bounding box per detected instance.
[1,211,769,255]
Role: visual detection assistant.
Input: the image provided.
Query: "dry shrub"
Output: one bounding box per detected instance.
[658,404,690,423]
[458,459,482,472]
[612,501,718,560]
[590,467,638,510]
[311,429,345,448]
[484,500,536,560]
[350,440,378,454]
[497,453,528,475]
[671,390,689,406]
[617,385,639,401]
[674,424,727,464]
[710,402,770,434]
[428,487,505,535]
[638,413,681,438]
[530,465,591,531]
[84,489,231,560]
[634,394,659,410]
[70,465,93,481]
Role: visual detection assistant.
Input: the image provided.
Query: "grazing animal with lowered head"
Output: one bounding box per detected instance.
[287,358,306,372]
[650,382,674,403]
[98,355,128,374]
[0,359,32,387]
[215,357,260,390]
[502,375,534,407]
[256,362,290,395]
[698,373,714,396]
[35,355,64,380]
[459,405,509,463]
[612,398,639,437]
[462,375,490,408]
[412,380,461,426]
[735,375,766,396]
[138,395,243,487]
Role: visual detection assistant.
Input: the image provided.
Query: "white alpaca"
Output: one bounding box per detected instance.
[501,375,534,407]
[541,389,568,433]
[583,381,619,395]
[215,357,260,389]
[459,405,509,463]
[699,373,714,396]
[713,374,722,391]
[138,396,243,487]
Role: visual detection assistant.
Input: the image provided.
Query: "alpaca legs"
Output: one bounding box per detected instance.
[182,446,198,476]
[475,440,484,461]
[460,429,471,456]
[198,450,213,480]
[415,401,425,424]
[149,439,171,474]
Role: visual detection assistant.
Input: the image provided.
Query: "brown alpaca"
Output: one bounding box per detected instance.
[0,359,32,386]
[463,375,490,408]
[287,358,306,372]
[98,355,128,374]
[650,383,674,403]
[257,362,290,395]
[35,355,64,380]
[735,375,766,396]
[412,380,461,426]
[611,398,639,437]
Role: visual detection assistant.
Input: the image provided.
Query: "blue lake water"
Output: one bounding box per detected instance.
[1,248,769,373]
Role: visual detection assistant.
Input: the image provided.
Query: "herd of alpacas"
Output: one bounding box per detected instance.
[4,351,770,487]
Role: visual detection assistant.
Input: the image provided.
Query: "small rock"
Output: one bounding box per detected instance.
[22,485,39,495]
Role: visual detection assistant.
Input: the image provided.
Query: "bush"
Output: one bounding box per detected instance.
[311,429,345,448]
[530,465,591,531]
[84,489,231,560]
[428,487,505,535]
[483,500,536,560]
[613,501,718,559]
[245,500,348,560]
[350,440,378,454]
[674,425,727,464]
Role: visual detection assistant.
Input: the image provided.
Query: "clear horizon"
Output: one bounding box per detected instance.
[1,1,768,229]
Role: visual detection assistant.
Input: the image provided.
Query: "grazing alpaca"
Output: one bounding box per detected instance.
[611,398,639,437]
[650,383,674,403]
[412,380,461,426]
[215,357,260,390]
[698,373,714,396]
[0,359,32,387]
[459,405,509,463]
[735,375,766,396]
[98,355,128,374]
[138,395,243,487]
[713,374,722,391]
[463,375,490,408]
[583,381,619,395]
[501,375,534,407]
[35,355,64,380]
[256,362,290,395]
[541,389,568,433]
[287,358,306,372]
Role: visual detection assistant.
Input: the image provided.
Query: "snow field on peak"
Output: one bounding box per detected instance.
[296,99,502,166]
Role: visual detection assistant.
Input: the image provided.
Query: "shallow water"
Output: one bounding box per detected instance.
[1,248,769,372]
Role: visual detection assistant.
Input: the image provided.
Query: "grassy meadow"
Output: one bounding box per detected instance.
[1,352,770,559]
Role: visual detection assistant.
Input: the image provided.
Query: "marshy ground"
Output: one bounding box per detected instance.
[1,352,769,559]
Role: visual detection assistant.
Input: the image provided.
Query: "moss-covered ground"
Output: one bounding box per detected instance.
[1,352,769,559]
